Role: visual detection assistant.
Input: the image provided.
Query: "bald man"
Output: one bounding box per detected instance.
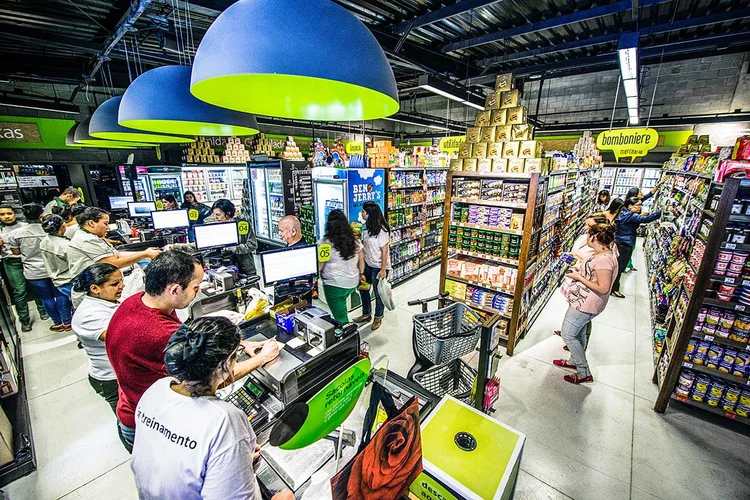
[278,215,306,247]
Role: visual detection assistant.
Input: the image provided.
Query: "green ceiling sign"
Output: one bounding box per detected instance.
[0,115,79,149]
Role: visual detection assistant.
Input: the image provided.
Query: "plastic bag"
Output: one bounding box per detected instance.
[121,266,145,301]
[377,276,395,311]
[244,288,271,320]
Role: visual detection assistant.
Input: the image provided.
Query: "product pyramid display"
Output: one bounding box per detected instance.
[247,133,275,157]
[222,136,251,163]
[312,138,328,167]
[183,137,220,164]
[572,131,603,169]
[281,136,304,160]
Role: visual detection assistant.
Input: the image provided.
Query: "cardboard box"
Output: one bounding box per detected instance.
[495,73,515,93]
[500,89,520,109]
[472,142,488,159]
[508,159,526,173]
[507,106,526,125]
[458,142,472,159]
[478,159,493,172]
[484,91,500,110]
[450,159,464,172]
[502,141,520,158]
[480,126,497,143]
[487,142,503,158]
[520,140,542,159]
[511,124,533,141]
[492,158,509,172]
[466,127,481,143]
[474,110,491,127]
[0,372,18,399]
[524,158,544,173]
[495,125,512,141]
[0,406,12,467]
[490,109,507,127]
[463,159,478,172]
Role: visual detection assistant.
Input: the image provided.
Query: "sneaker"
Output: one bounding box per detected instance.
[50,324,66,332]
[39,311,49,321]
[371,318,382,330]
[352,315,372,324]
[21,322,32,332]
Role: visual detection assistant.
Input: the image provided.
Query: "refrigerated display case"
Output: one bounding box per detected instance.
[229,166,247,205]
[147,166,184,203]
[599,166,616,192]
[248,160,313,245]
[611,166,644,198]
[206,166,231,201]
[119,165,151,201]
[181,165,209,203]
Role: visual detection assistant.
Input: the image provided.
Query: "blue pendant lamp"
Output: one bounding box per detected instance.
[89,96,195,144]
[190,0,399,122]
[118,66,260,136]
[70,119,154,149]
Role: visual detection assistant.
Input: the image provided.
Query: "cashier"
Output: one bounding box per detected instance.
[278,215,306,247]
[131,316,293,500]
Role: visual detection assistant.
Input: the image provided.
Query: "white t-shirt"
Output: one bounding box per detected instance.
[71,296,119,381]
[361,228,390,269]
[132,378,260,500]
[318,238,361,289]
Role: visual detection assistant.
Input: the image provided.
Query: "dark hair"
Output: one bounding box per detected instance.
[587,213,610,225]
[22,203,44,221]
[145,250,201,296]
[212,199,235,218]
[72,263,120,294]
[181,191,196,209]
[42,214,65,235]
[62,187,81,199]
[597,190,610,202]
[607,198,624,216]
[0,204,15,211]
[325,209,357,260]
[362,201,389,237]
[588,223,616,247]
[625,187,640,200]
[164,317,240,397]
[162,194,177,205]
[51,205,72,221]
[70,203,87,217]
[624,196,642,210]
[77,207,108,227]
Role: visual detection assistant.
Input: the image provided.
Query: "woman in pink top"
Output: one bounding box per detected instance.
[555,223,618,384]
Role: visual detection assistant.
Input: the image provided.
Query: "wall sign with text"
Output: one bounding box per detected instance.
[0,122,42,143]
[595,128,659,162]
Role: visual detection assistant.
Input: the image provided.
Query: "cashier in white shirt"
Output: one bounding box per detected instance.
[131,316,293,500]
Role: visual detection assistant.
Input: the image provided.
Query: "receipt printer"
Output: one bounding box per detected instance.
[207,269,235,293]
[295,306,337,349]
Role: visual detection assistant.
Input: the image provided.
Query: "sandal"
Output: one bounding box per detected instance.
[564,373,594,384]
[553,359,577,369]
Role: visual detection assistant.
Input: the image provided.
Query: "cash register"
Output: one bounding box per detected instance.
[260,244,317,304]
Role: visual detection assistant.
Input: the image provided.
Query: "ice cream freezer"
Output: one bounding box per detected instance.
[146,166,183,203]
[118,165,151,201]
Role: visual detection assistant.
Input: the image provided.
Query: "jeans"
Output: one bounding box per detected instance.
[358,264,386,319]
[3,259,44,324]
[612,242,634,293]
[323,284,356,323]
[118,421,135,454]
[88,375,119,415]
[57,282,74,298]
[27,278,72,326]
[561,306,596,377]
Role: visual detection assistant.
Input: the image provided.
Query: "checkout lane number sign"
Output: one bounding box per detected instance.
[238,221,249,235]
[188,209,199,221]
[318,244,331,262]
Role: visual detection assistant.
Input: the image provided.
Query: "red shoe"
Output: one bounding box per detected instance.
[564,374,594,384]
[50,324,66,332]
[553,359,576,369]
[63,324,72,331]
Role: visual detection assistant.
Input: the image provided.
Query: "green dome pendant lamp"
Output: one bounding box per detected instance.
[89,96,195,144]
[190,0,400,121]
[69,118,154,149]
[118,65,260,136]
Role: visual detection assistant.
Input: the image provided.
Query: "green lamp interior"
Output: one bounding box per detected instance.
[76,139,155,148]
[191,74,400,121]
[90,131,195,144]
[119,119,259,137]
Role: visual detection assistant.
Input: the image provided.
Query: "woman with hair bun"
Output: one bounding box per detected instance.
[555,223,618,384]
[71,263,124,413]
[40,214,75,298]
[131,317,293,500]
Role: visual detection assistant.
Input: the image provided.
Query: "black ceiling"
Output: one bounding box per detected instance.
[1,0,749,104]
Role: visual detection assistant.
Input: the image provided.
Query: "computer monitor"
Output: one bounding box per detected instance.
[127,201,157,217]
[260,245,318,285]
[194,221,240,250]
[109,196,132,210]
[151,209,190,230]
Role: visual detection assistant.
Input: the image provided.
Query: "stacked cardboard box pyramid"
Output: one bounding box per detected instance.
[281,136,304,160]
[247,133,275,157]
[450,73,547,175]
[183,138,220,163]
[572,131,603,169]
[222,136,251,163]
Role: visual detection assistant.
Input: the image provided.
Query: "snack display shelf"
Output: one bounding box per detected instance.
[448,248,519,267]
[392,253,421,266]
[391,267,421,285]
[680,361,750,387]
[391,235,422,246]
[450,221,524,236]
[391,220,422,231]
[670,394,750,426]
[423,243,442,252]
[452,197,527,209]
[390,202,424,210]
[445,275,516,297]
[450,295,511,319]
[390,184,423,190]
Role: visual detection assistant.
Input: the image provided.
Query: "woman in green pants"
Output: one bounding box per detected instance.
[318,210,364,324]
[0,204,46,331]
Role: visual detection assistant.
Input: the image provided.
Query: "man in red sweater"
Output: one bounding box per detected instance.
[106,251,278,452]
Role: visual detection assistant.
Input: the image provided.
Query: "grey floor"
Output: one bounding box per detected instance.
[4,246,750,499]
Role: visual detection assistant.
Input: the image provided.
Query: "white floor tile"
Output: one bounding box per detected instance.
[23,332,88,400]
[58,462,137,500]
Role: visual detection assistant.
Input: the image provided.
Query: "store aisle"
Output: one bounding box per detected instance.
[5,245,750,499]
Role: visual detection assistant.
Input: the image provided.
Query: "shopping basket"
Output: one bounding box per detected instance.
[412,359,477,405]
[412,302,483,366]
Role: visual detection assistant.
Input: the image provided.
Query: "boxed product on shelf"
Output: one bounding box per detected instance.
[500,89,520,108]
[511,124,533,141]
[450,159,463,171]
[446,256,518,289]
[501,182,528,202]
[490,109,508,127]
[458,142,472,158]
[472,142,488,159]
[502,141,519,158]
[478,159,493,172]
[454,179,481,198]
[481,127,496,143]
[487,142,502,158]
[475,110,491,127]
[508,159,525,173]
[493,159,509,173]
[519,141,541,159]
[463,159,478,172]
[495,73,515,92]
[485,91,500,110]
[507,106,526,125]
[466,127,481,143]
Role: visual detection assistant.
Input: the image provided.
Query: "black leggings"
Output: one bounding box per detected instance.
[88,375,119,415]
[612,242,635,293]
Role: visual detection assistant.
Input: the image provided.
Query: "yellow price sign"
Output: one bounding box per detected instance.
[238,220,250,235]
[345,142,364,155]
[188,209,200,221]
[318,243,331,262]
[155,200,164,211]
[596,127,658,162]
[439,136,466,153]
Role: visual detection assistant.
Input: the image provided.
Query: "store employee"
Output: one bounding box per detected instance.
[278,215,307,247]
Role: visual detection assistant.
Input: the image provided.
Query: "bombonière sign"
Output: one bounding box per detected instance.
[596,128,658,162]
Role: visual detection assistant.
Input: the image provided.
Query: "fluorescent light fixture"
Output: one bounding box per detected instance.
[628,109,639,120]
[623,79,639,97]
[630,116,639,125]
[619,47,638,80]
[418,74,484,110]
[627,97,639,109]
[0,96,79,114]
[419,84,466,103]
[465,101,485,110]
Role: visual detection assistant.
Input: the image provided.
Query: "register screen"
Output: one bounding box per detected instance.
[261,245,318,284]
[109,196,132,210]
[128,201,157,217]
[194,222,239,250]
[151,210,190,229]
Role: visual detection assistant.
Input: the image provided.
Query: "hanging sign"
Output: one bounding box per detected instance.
[0,122,42,143]
[345,141,364,155]
[439,136,466,153]
[347,169,384,227]
[17,176,58,188]
[596,128,658,162]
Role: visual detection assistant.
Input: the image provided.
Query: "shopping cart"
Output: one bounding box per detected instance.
[405,292,483,383]
[412,358,477,405]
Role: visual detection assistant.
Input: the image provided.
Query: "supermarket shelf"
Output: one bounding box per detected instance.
[670,394,750,426]
[453,171,534,179]
[425,215,444,222]
[449,295,511,319]
[451,197,527,209]
[708,275,750,286]
[391,267,421,285]
[420,256,442,267]
[664,169,714,180]
[704,209,750,223]
[391,220,421,231]
[391,235,422,246]
[426,199,446,206]
[445,275,516,296]
[691,333,750,352]
[450,221,524,236]
[681,361,750,386]
[702,296,750,312]
[426,184,445,188]
[448,247,519,267]
[390,202,424,209]
[422,243,442,252]
[423,230,442,238]
[390,184,423,190]
[547,185,565,195]
[720,241,750,252]
[392,253,421,266]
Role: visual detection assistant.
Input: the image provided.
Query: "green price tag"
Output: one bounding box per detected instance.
[155,200,164,211]
[238,220,249,235]
[318,243,331,262]
[188,209,199,221]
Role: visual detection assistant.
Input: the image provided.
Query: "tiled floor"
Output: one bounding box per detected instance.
[5,246,750,499]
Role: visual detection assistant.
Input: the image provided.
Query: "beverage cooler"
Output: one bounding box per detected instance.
[311,167,385,238]
[181,165,210,203]
[119,165,151,201]
[181,164,247,205]
[247,160,313,246]
[146,166,184,202]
